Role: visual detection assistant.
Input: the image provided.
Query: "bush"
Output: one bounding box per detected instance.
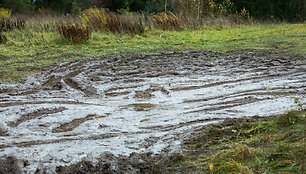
[81,8,144,34]
[120,15,144,34]
[0,8,11,19]
[0,17,25,32]
[58,20,91,43]
[152,12,181,30]
[80,8,107,31]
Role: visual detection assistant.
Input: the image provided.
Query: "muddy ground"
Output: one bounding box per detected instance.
[0,51,305,173]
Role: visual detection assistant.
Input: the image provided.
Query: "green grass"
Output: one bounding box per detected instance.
[0,23,305,83]
[169,110,306,174]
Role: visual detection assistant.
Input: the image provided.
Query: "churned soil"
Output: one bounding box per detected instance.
[0,50,305,173]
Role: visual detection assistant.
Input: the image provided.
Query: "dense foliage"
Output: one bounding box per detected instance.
[232,0,305,22]
[0,0,304,21]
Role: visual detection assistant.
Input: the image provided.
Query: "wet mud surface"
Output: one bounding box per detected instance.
[0,51,305,173]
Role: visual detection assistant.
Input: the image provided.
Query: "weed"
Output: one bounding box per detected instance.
[81,8,144,34]
[0,17,26,32]
[170,110,305,173]
[152,12,181,30]
[58,19,91,43]
[294,97,304,111]
[277,110,303,126]
[81,8,106,31]
[118,14,144,34]
[217,159,253,174]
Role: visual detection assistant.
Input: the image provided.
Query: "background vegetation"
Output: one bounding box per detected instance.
[0,0,304,21]
[0,0,305,83]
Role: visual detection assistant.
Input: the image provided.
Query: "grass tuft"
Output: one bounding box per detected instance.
[277,110,304,126]
[152,12,181,31]
[170,110,306,174]
[58,19,91,43]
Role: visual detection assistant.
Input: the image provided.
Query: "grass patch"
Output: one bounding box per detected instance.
[0,23,305,83]
[169,110,306,174]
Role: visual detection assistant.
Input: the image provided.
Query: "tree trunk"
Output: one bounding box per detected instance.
[197,0,201,20]
[165,0,168,12]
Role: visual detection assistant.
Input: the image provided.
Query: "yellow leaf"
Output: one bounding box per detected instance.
[209,163,214,171]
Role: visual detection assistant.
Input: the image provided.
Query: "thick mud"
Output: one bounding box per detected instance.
[0,51,305,173]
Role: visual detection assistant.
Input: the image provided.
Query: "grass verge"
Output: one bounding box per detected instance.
[168,110,305,174]
[0,23,305,83]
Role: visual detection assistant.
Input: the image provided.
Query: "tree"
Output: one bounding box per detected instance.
[34,0,73,13]
[231,0,305,21]
[0,0,33,13]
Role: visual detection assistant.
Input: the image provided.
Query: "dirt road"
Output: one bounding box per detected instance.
[0,51,305,173]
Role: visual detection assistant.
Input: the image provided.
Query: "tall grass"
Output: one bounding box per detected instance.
[152,12,181,30]
[0,8,253,44]
[58,19,91,43]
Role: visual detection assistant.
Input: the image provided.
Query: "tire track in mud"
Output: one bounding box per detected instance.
[9,107,67,127]
[0,100,105,107]
[52,114,97,133]
[170,71,303,92]
[183,86,306,104]
[0,133,118,149]
[0,51,305,173]
[188,97,268,113]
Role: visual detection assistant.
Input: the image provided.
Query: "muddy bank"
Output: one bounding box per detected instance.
[0,51,305,173]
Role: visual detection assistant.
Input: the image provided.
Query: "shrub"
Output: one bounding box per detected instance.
[58,20,91,43]
[152,12,181,30]
[80,8,107,31]
[120,15,144,34]
[0,17,25,32]
[0,8,11,19]
[104,12,121,33]
[81,8,144,34]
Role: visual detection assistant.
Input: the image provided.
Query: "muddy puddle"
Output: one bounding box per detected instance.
[0,51,305,173]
